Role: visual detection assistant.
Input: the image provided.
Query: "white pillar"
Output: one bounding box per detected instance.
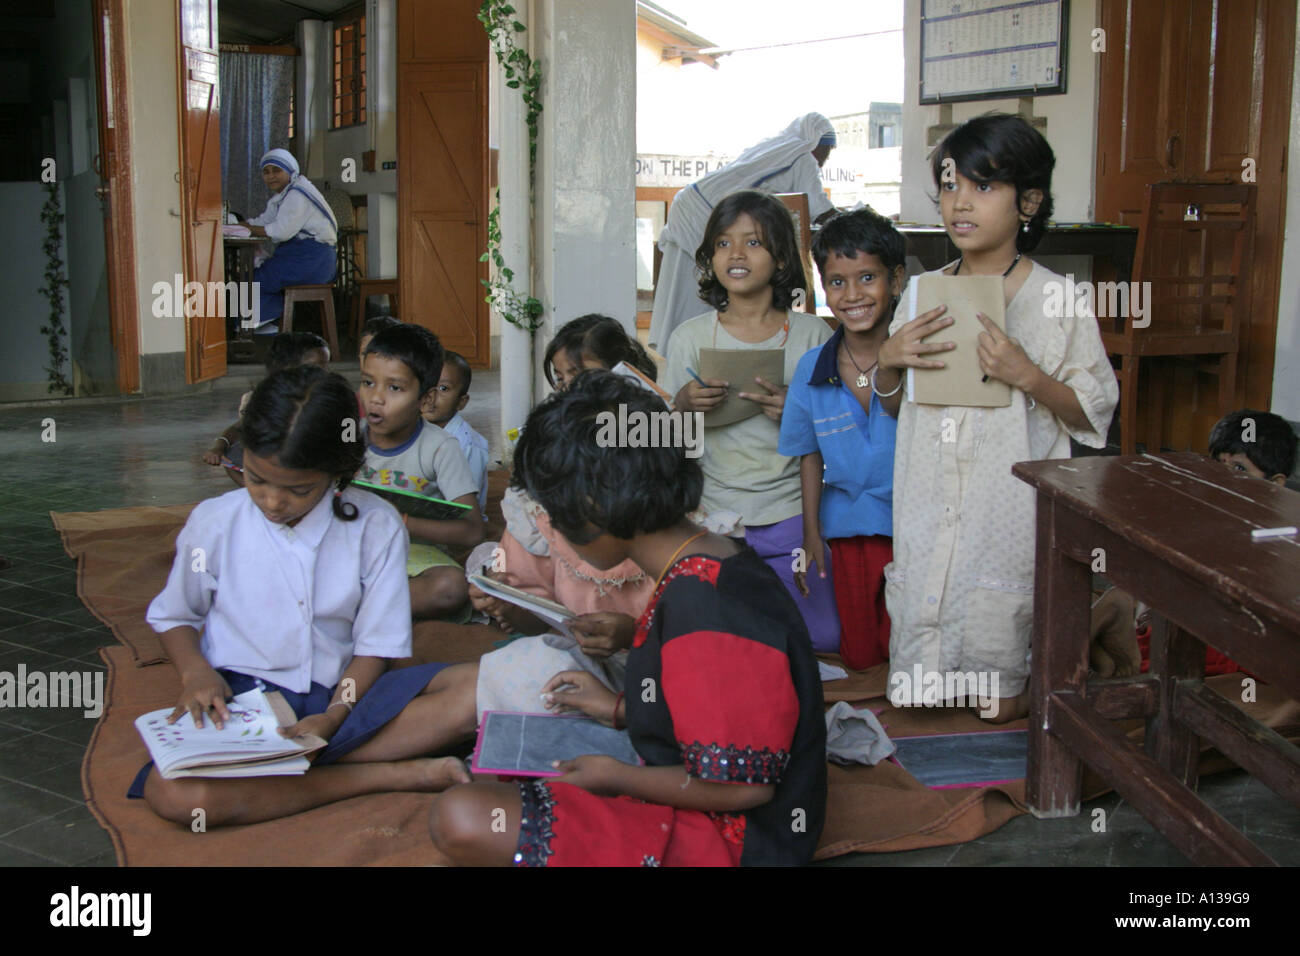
[533,0,638,400]
[497,2,535,441]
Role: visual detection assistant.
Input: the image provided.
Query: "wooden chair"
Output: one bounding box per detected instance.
[774,192,817,315]
[351,277,400,340]
[281,284,340,359]
[1101,183,1255,455]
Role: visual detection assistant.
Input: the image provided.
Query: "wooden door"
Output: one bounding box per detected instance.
[177,0,226,383]
[93,0,140,394]
[1095,0,1294,450]
[397,0,489,367]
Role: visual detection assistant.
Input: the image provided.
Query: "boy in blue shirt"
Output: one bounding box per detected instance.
[778,208,903,670]
[421,350,490,515]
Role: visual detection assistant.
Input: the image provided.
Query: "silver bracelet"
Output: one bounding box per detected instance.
[870,366,903,398]
[214,435,231,448]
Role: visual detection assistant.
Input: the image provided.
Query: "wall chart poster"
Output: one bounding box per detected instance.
[920,0,1068,103]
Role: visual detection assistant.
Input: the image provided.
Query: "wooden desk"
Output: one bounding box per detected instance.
[223,236,265,359]
[900,223,1139,282]
[1013,452,1300,866]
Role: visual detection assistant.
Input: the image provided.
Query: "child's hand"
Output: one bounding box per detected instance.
[280,708,345,744]
[975,312,1040,391]
[570,612,636,659]
[467,572,514,630]
[877,304,955,372]
[540,670,619,725]
[738,376,787,422]
[202,449,224,466]
[674,376,728,413]
[552,754,625,796]
[169,667,233,729]
[795,530,829,597]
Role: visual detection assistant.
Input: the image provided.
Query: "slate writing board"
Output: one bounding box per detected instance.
[473,711,643,778]
[891,729,1028,789]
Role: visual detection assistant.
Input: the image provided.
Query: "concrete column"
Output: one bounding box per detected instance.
[532,0,637,400]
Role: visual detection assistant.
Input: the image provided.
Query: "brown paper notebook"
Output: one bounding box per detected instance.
[905,274,1012,407]
[697,347,785,427]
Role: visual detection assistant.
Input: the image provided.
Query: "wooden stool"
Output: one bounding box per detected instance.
[281,284,340,359]
[352,278,400,340]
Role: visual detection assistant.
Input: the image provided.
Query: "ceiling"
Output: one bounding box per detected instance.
[218,0,361,46]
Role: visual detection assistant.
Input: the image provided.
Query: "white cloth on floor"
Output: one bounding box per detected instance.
[824,700,895,766]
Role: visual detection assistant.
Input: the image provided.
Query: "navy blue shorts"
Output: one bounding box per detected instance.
[127,662,446,798]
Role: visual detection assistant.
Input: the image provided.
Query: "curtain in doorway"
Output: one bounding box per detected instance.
[220,52,294,223]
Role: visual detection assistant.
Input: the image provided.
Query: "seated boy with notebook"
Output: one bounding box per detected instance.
[360,324,484,618]
[421,350,490,515]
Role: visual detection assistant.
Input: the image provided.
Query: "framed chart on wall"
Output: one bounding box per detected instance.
[920,0,1069,103]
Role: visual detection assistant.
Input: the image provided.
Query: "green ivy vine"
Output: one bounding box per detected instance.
[38,182,73,395]
[478,0,544,333]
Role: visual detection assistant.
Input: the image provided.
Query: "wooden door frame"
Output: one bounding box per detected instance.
[92,0,140,394]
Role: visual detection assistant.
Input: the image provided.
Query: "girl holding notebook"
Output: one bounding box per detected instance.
[429,373,827,866]
[871,113,1117,722]
[664,189,838,652]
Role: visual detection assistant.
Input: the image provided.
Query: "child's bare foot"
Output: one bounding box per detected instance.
[407,756,472,791]
[977,689,1029,724]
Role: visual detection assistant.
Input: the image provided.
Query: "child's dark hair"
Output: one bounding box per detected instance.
[930,113,1056,253]
[265,331,328,373]
[1208,409,1298,479]
[695,190,808,312]
[543,314,657,389]
[811,207,906,276]
[363,323,444,396]
[242,366,367,520]
[443,350,472,399]
[361,315,402,341]
[513,371,702,543]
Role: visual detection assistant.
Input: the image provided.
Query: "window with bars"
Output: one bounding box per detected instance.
[332,12,366,128]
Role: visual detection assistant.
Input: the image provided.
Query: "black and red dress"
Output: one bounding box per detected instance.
[513,547,827,866]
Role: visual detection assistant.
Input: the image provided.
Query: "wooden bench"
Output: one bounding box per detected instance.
[1013,452,1300,865]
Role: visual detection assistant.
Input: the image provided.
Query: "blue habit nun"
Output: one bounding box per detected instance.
[246,148,339,332]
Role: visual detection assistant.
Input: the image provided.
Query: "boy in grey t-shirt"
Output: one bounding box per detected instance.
[360,325,484,619]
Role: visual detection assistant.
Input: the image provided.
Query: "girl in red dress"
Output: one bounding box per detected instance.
[429,371,827,866]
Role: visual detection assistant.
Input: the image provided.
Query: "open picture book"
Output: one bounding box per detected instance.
[133,688,327,779]
[352,478,473,521]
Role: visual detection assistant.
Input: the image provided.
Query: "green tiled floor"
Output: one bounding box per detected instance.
[0,368,1296,866]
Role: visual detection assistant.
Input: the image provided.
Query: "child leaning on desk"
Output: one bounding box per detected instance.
[872,114,1118,723]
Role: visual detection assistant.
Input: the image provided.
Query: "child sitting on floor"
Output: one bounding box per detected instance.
[138,366,468,827]
[421,350,490,514]
[665,190,838,651]
[429,372,827,866]
[357,314,401,365]
[778,208,902,669]
[360,324,484,619]
[202,331,331,486]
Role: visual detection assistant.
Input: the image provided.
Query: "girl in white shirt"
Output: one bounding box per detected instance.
[135,366,469,826]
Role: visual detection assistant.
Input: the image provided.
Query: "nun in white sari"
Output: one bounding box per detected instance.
[647,113,837,353]
[237,148,338,332]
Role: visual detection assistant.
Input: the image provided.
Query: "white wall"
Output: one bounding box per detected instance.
[126,0,185,357]
[1270,4,1300,421]
[533,0,638,395]
[900,0,1100,225]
